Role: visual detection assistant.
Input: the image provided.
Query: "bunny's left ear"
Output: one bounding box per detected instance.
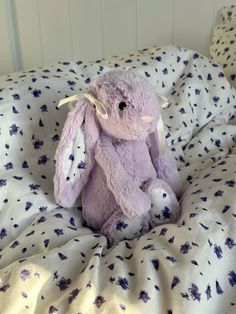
[147,94,182,197]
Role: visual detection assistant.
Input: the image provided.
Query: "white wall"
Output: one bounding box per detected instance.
[1,0,236,75]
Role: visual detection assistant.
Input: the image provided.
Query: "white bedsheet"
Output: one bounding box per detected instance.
[0,46,236,314]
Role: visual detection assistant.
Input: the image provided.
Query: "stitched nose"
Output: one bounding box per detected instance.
[141,115,154,123]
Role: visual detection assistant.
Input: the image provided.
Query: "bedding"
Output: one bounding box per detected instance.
[0,45,236,313]
[210,5,236,88]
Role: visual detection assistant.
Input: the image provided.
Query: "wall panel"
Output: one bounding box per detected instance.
[69,0,103,62]
[14,0,42,70]
[0,0,14,75]
[1,0,236,75]
[38,0,72,64]
[137,0,174,49]
[174,0,215,56]
[102,0,137,57]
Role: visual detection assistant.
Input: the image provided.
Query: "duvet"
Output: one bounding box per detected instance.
[0,46,235,314]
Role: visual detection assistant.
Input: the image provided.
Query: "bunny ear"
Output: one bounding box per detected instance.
[147,95,182,197]
[54,100,88,207]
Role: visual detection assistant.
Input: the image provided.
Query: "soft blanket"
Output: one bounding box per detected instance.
[0,46,235,314]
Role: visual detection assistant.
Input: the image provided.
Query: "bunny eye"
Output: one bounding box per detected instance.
[118,102,127,111]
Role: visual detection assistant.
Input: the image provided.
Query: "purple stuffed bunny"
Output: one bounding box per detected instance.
[54,70,182,244]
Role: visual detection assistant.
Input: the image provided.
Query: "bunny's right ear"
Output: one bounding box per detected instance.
[54,100,88,208]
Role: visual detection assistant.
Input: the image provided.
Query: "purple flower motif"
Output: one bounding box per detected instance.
[4,162,13,170]
[22,161,29,168]
[213,96,220,102]
[33,139,44,149]
[225,180,235,187]
[32,89,41,97]
[25,202,33,211]
[12,93,20,100]
[180,242,192,254]
[200,223,209,230]
[20,269,31,281]
[159,227,168,235]
[138,290,150,303]
[119,304,126,311]
[26,230,35,237]
[94,295,106,308]
[108,263,114,270]
[54,229,64,236]
[69,217,75,226]
[9,124,19,135]
[225,237,236,249]
[0,228,7,239]
[214,190,224,197]
[207,73,212,80]
[53,271,59,282]
[56,277,71,291]
[116,277,129,290]
[51,134,59,142]
[68,288,80,304]
[54,213,63,219]
[214,245,223,259]
[0,179,7,188]
[205,285,212,300]
[49,305,58,313]
[166,256,177,263]
[69,154,74,161]
[0,283,10,292]
[142,244,155,250]
[40,105,48,112]
[67,80,76,86]
[207,111,212,118]
[78,161,86,169]
[21,291,28,298]
[29,183,40,191]
[44,239,50,248]
[58,253,67,260]
[216,280,224,294]
[214,139,221,147]
[188,283,201,301]
[10,240,20,248]
[12,106,19,113]
[171,276,180,289]
[116,220,128,231]
[39,119,44,127]
[228,271,236,287]
[13,176,23,180]
[151,259,159,270]
[39,206,47,212]
[37,216,46,224]
[38,155,49,165]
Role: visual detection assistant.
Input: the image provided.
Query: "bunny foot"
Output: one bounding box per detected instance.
[145,179,181,228]
[102,211,150,247]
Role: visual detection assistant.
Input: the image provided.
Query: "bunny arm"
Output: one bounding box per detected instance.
[95,134,151,218]
[147,131,182,198]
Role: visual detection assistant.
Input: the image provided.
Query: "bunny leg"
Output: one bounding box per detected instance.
[145,179,181,228]
[101,209,150,246]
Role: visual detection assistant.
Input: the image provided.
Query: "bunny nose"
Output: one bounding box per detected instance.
[141,115,154,123]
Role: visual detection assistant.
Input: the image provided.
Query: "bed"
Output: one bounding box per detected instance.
[0,20,236,314]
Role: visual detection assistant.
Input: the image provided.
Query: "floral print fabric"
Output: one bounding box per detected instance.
[0,46,236,313]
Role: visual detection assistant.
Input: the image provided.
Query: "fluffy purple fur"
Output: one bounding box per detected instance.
[54,70,182,237]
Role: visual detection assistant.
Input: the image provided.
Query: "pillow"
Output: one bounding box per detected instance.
[210,5,236,88]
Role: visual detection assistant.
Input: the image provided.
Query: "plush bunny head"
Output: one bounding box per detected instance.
[88,70,160,140]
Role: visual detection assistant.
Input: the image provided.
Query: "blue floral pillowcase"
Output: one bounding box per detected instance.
[210,5,236,88]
